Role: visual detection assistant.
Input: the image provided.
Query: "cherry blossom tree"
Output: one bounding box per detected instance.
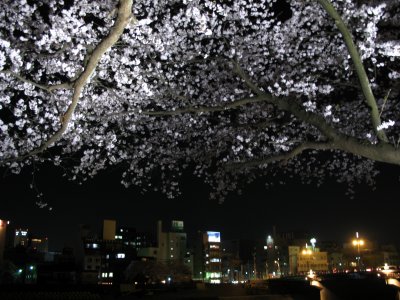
[0,0,399,200]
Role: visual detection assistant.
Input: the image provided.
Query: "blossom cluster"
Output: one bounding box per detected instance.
[0,0,399,200]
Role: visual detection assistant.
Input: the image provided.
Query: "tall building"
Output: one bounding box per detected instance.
[115,226,154,251]
[14,228,29,247]
[103,220,116,241]
[0,219,8,263]
[81,220,137,285]
[194,231,222,283]
[157,220,187,263]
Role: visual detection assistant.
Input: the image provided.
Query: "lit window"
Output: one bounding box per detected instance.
[109,272,113,278]
[117,253,125,259]
[102,273,108,278]
[171,247,174,251]
[106,255,109,259]
[210,272,221,278]
[171,255,174,258]
[210,258,221,263]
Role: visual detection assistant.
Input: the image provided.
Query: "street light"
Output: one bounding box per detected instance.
[352,232,364,270]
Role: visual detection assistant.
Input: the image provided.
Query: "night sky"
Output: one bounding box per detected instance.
[1,161,400,252]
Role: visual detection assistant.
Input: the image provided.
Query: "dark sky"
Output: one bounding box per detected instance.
[1,162,400,251]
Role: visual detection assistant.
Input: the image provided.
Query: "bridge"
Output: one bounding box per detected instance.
[266,272,400,300]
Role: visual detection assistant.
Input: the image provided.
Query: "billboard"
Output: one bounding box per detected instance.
[207,231,221,243]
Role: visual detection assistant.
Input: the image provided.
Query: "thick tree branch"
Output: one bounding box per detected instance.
[2,0,133,164]
[227,141,336,170]
[232,63,400,166]
[317,0,388,143]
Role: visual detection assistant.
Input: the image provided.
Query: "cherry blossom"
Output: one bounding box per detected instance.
[0,0,399,200]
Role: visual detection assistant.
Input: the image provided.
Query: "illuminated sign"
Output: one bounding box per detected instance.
[207,231,220,243]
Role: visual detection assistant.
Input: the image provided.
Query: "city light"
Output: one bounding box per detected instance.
[352,239,365,246]
[352,232,364,269]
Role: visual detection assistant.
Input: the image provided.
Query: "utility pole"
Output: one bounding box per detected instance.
[253,248,257,279]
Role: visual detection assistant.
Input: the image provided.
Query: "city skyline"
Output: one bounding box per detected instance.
[1,162,399,251]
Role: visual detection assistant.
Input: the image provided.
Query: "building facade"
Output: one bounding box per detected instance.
[157,220,187,263]
[0,219,8,263]
[194,231,222,283]
[290,245,328,274]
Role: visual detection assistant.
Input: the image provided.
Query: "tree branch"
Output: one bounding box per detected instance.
[102,94,269,119]
[227,141,336,170]
[232,60,265,96]
[2,0,133,164]
[1,70,72,93]
[232,63,400,166]
[316,0,388,143]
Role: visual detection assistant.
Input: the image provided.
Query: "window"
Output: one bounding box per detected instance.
[116,253,125,259]
[210,258,221,263]
[86,243,99,249]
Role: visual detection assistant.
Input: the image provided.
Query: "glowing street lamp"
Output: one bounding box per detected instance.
[352,232,364,269]
[310,238,316,251]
